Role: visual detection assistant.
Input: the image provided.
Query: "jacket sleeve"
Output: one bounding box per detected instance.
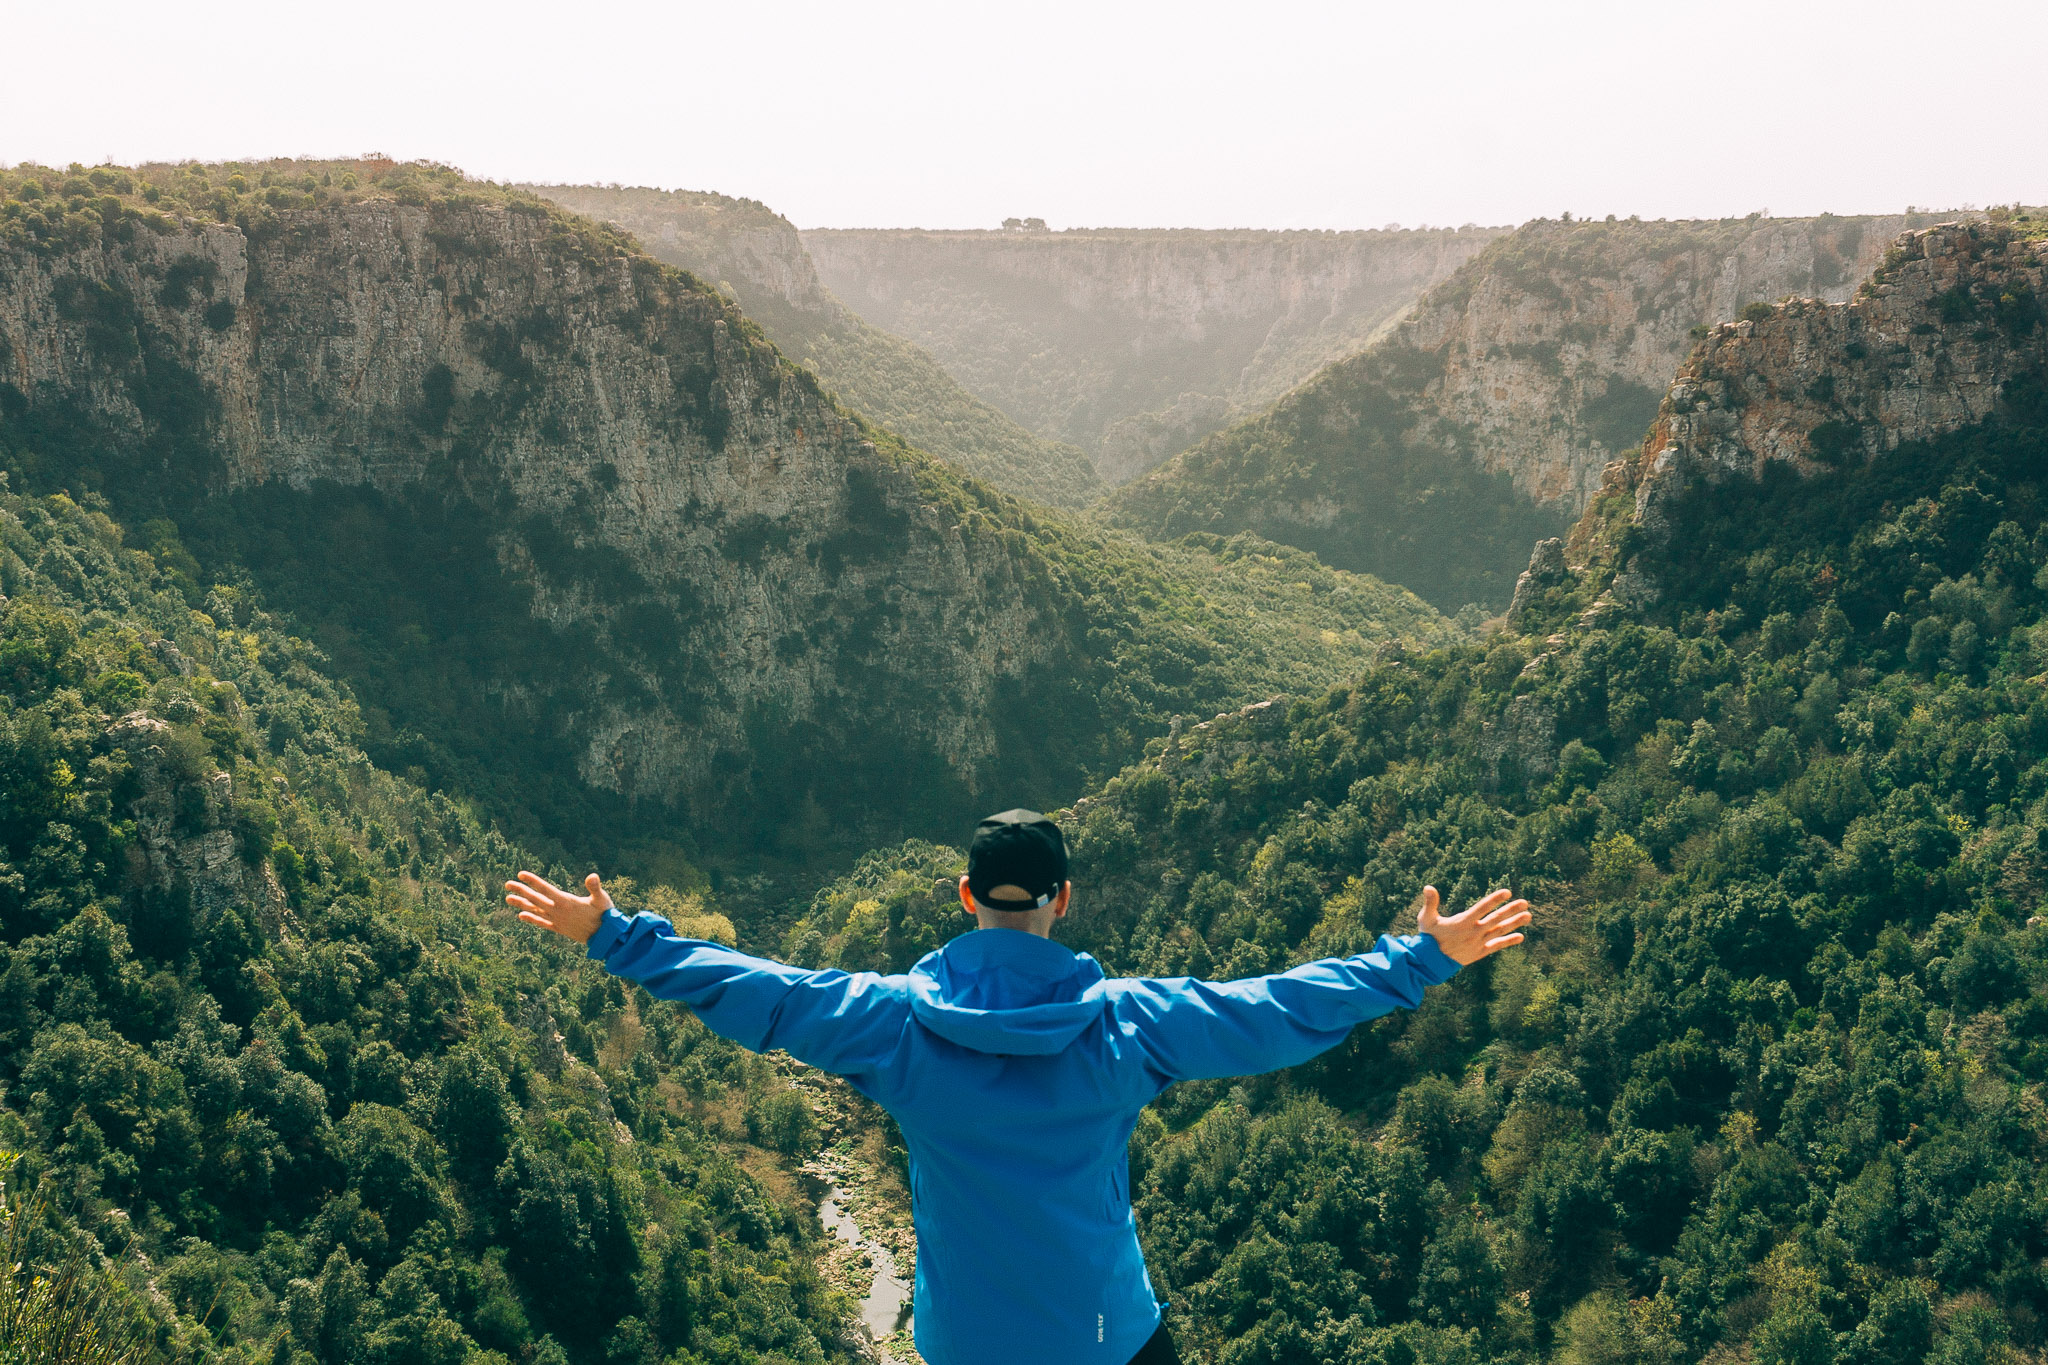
[584,909,911,1077]
[1111,933,1460,1083]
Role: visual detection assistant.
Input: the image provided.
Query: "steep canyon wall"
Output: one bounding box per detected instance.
[1509,217,2048,636]
[0,169,1450,855]
[0,185,1201,856]
[1631,220,2048,545]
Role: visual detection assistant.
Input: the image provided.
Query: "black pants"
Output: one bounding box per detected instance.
[1128,1321,1182,1365]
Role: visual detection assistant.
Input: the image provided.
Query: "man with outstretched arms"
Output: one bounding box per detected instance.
[506,810,1530,1365]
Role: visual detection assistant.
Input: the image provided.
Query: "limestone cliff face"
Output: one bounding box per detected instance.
[1400,214,1915,514]
[529,185,1102,507]
[803,226,1503,482]
[1630,221,2048,540]
[0,196,1074,833]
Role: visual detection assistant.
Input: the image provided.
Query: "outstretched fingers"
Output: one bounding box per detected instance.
[1479,902,1533,957]
[513,870,570,904]
[1455,888,1515,922]
[505,871,579,930]
[1478,898,1531,927]
[503,878,551,918]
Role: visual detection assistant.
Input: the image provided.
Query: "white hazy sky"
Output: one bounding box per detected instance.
[4,0,2042,231]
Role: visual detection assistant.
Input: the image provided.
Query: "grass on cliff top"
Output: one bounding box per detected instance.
[1990,203,2048,243]
[0,158,813,371]
[523,181,791,248]
[0,157,583,255]
[0,157,805,364]
[1426,209,1906,314]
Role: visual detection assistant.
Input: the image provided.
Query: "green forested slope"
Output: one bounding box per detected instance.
[0,477,877,1363]
[1108,349,1572,612]
[794,320,1102,507]
[789,389,2048,1362]
[529,185,1103,508]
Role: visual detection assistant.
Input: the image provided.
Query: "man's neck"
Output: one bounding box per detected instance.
[973,909,1056,937]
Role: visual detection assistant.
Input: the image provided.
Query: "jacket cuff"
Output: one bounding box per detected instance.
[586,907,632,961]
[1406,932,1461,985]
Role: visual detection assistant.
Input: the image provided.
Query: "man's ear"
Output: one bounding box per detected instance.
[958,875,976,917]
[1051,880,1072,919]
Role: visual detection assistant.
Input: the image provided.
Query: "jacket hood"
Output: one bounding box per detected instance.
[907,929,1108,1055]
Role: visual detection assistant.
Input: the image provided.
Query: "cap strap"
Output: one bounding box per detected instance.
[983,889,1054,911]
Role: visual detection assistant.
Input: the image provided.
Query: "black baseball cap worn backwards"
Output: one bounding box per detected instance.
[966,809,1069,908]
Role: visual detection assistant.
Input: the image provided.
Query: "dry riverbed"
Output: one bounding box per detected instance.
[782,1067,927,1363]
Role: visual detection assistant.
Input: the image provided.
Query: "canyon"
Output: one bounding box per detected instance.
[804,224,1503,482]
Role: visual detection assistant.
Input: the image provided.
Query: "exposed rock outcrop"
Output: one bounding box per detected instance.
[1406,214,1916,514]
[105,709,290,932]
[1506,537,1568,628]
[1631,222,2048,538]
[1479,694,1558,787]
[1512,219,2048,639]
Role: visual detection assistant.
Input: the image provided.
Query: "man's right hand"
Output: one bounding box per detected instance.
[1417,886,1530,965]
[505,870,613,946]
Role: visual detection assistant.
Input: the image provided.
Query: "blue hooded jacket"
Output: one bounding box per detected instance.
[585,909,1459,1365]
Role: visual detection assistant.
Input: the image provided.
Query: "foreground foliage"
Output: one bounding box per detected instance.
[795,396,2048,1364]
[0,1160,154,1365]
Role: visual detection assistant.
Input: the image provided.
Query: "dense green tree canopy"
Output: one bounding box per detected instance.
[0,480,867,1363]
[793,391,2048,1364]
